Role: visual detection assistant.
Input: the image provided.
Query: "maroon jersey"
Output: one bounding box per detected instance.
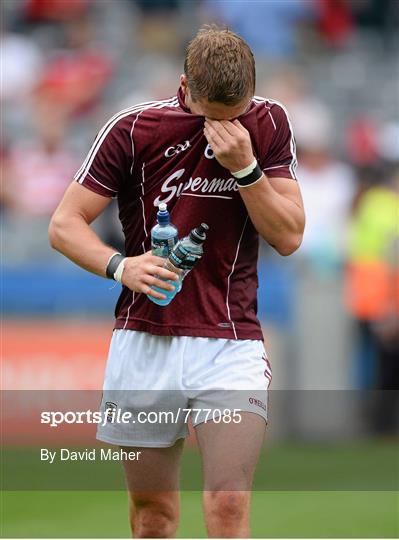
[74,89,297,340]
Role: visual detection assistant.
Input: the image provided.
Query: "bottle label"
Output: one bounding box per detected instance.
[152,235,178,257]
[169,244,201,270]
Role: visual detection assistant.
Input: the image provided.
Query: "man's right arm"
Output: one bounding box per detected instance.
[49,182,179,300]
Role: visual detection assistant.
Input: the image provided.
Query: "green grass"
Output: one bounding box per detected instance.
[2,490,398,537]
[1,440,398,537]
[3,441,398,491]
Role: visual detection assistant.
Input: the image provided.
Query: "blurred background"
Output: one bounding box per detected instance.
[2,0,398,537]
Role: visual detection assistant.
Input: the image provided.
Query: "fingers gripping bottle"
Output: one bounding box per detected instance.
[150,203,178,257]
[148,223,209,306]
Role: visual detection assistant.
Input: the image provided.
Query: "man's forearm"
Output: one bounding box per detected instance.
[49,182,178,300]
[238,175,304,255]
[48,214,117,277]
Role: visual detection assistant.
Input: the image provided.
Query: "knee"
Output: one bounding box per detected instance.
[131,496,179,538]
[205,490,248,523]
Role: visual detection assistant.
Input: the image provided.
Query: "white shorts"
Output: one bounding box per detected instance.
[97,330,272,447]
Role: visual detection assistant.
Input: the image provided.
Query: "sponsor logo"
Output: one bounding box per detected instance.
[218,322,232,328]
[153,168,239,206]
[164,140,191,158]
[249,397,267,412]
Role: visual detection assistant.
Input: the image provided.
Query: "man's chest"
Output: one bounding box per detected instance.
[134,122,242,208]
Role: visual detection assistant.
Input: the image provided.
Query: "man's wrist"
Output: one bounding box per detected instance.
[231,159,264,188]
[106,253,126,282]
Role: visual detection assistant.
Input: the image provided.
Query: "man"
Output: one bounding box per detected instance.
[49,26,305,538]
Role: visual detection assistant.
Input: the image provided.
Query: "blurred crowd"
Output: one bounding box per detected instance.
[2,0,398,431]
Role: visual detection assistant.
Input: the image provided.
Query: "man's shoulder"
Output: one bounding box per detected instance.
[252,95,291,117]
[105,96,181,132]
[251,96,293,135]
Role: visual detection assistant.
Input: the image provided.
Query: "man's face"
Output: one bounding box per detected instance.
[180,74,251,121]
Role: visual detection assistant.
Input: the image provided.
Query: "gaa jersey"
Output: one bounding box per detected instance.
[74,88,297,340]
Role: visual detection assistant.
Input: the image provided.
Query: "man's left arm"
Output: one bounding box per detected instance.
[204,119,305,256]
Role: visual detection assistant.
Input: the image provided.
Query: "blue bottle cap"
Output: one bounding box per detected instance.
[157,203,169,225]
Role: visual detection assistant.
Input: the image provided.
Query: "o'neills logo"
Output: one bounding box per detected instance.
[154,168,239,206]
[249,397,267,411]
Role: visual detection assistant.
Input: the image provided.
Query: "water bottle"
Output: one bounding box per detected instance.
[150,202,178,258]
[148,223,209,306]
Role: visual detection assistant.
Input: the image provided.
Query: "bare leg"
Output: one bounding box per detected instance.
[195,412,266,538]
[121,439,184,538]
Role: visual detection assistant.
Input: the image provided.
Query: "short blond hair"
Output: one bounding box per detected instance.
[184,25,256,105]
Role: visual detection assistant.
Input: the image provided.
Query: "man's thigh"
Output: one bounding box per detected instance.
[122,438,184,492]
[189,337,270,490]
[195,412,266,491]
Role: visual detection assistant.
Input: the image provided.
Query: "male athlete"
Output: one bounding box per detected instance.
[49,26,305,538]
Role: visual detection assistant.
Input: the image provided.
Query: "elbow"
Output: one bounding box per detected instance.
[274,233,303,257]
[48,213,64,251]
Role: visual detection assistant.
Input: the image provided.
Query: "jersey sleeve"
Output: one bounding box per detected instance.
[260,102,298,180]
[74,117,132,197]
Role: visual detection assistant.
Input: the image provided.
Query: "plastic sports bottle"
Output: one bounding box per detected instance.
[150,202,178,257]
[147,223,209,306]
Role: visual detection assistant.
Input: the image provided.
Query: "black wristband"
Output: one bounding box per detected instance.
[236,163,263,188]
[106,253,125,280]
